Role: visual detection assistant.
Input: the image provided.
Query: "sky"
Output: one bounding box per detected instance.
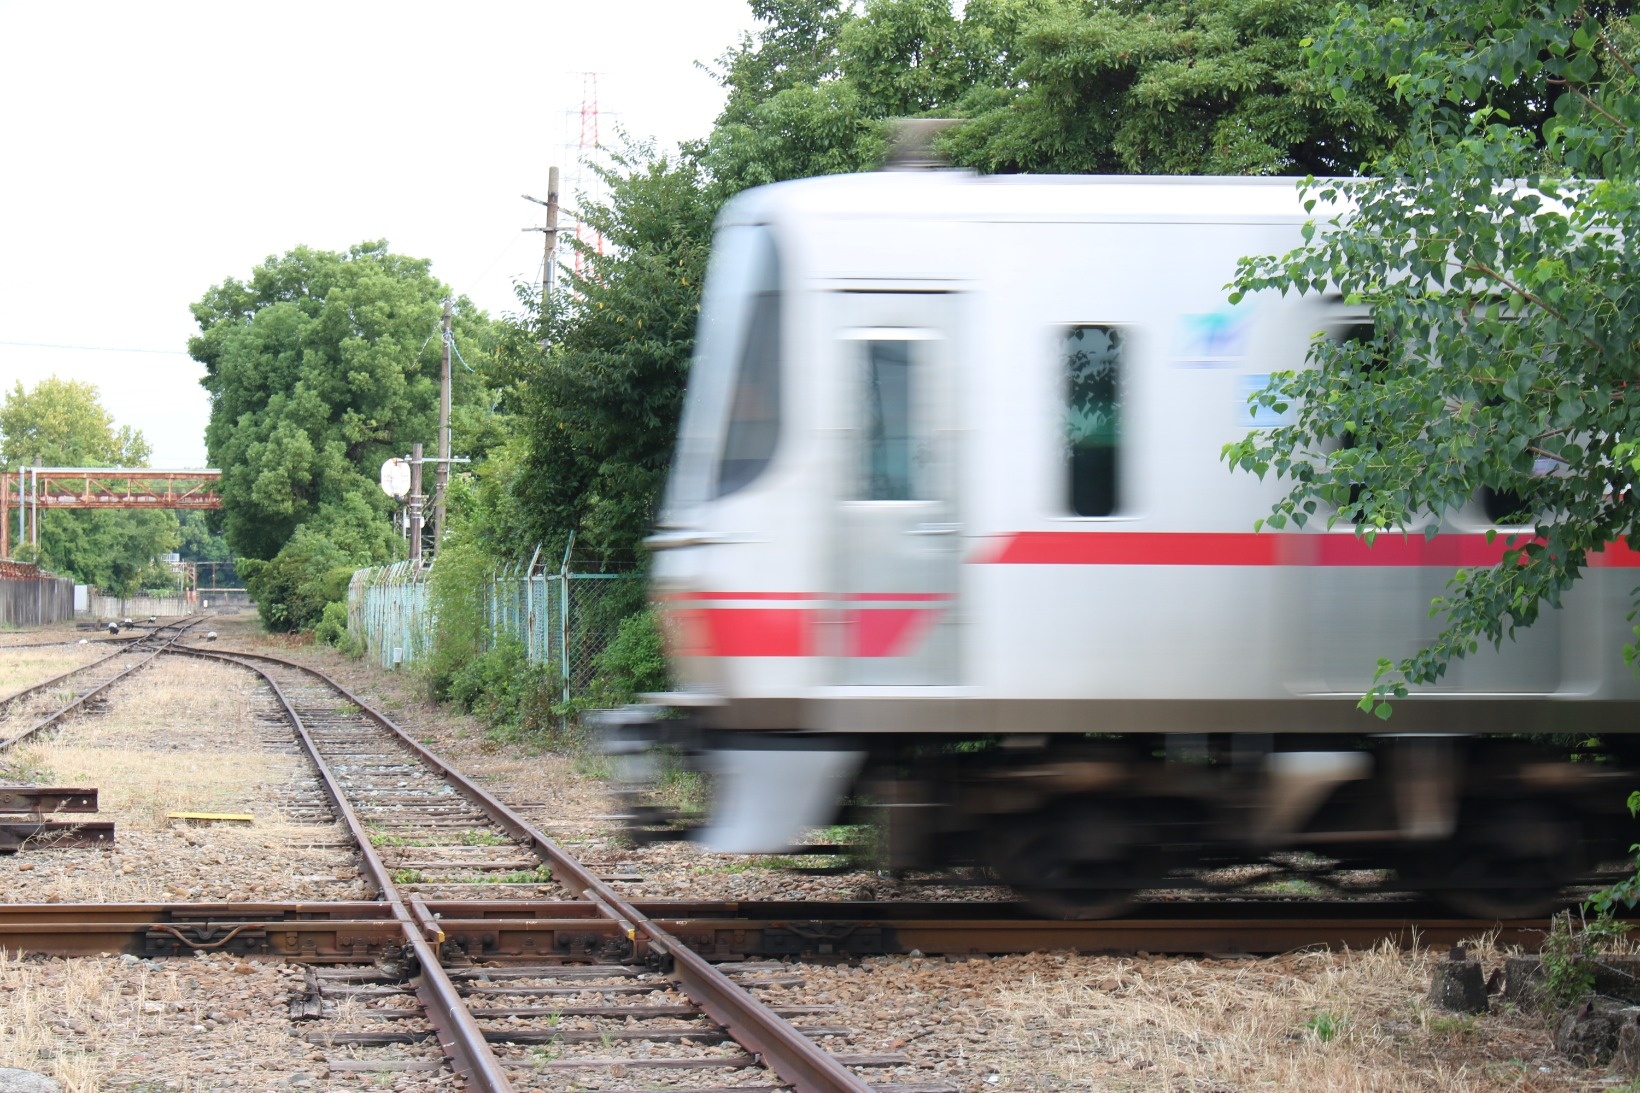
[0,0,759,468]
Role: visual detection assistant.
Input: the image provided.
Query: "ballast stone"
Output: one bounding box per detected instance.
[0,1069,62,1093]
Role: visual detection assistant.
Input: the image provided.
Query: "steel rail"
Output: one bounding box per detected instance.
[217,653,515,1093]
[0,620,185,715]
[0,618,204,751]
[184,647,874,1093]
[0,898,1597,961]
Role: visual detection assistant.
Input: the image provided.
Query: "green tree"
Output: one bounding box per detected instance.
[703,0,1404,188]
[497,145,717,565]
[943,0,1403,175]
[0,377,149,468]
[175,511,231,563]
[190,240,496,563]
[0,378,177,594]
[476,0,1408,582]
[1224,0,1640,712]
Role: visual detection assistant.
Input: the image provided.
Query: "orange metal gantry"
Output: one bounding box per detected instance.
[1,467,222,557]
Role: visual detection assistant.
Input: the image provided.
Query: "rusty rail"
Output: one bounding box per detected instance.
[211,651,516,1091]
[184,647,874,1093]
[0,897,1592,961]
[0,617,203,751]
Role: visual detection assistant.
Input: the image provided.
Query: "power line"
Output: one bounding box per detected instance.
[0,339,191,357]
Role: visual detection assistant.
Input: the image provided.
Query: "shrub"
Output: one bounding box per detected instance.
[587,608,669,706]
[444,639,558,743]
[243,529,357,632]
[314,600,359,654]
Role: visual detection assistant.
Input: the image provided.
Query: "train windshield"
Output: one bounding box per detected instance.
[663,224,782,520]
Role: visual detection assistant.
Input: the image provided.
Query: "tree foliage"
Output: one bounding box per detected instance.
[191,240,495,563]
[704,0,1404,188]
[495,146,717,565]
[1224,0,1640,712]
[485,0,1403,573]
[191,241,501,630]
[0,378,177,594]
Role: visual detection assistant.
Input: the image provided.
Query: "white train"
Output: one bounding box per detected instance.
[607,169,1640,917]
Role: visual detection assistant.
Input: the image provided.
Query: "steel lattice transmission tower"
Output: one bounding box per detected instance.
[564,72,608,283]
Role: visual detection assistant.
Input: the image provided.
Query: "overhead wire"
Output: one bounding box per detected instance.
[0,339,190,356]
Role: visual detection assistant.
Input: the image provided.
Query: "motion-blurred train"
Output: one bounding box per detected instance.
[603,168,1640,918]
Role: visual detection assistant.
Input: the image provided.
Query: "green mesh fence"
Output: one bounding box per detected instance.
[349,560,431,671]
[348,552,641,701]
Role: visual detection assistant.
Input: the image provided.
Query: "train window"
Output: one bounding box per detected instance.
[1065,325,1124,517]
[665,224,783,513]
[716,231,783,498]
[1331,323,1379,523]
[862,340,916,500]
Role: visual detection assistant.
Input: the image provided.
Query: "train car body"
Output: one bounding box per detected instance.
[611,170,1640,916]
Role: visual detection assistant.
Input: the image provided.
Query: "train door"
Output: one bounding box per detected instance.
[830,291,961,686]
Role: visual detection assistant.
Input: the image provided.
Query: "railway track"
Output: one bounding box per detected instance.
[0,615,204,750]
[0,897,1593,961]
[158,646,906,1092]
[0,634,1621,1091]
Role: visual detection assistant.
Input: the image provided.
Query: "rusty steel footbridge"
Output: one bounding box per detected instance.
[1,466,222,557]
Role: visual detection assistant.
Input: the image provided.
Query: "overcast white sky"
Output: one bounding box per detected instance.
[0,0,759,468]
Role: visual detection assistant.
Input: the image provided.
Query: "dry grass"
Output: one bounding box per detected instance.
[30,744,284,830]
[0,949,316,1092]
[0,646,109,702]
[10,658,279,827]
[986,941,1578,1092]
[59,657,258,746]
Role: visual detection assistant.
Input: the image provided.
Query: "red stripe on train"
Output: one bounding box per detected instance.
[678,606,946,658]
[980,531,1640,567]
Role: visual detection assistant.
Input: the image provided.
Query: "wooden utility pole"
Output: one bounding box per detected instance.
[523,167,561,299]
[434,299,452,553]
[543,166,560,294]
[409,443,424,566]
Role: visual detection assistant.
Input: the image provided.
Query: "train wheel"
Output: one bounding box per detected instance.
[1425,801,1585,919]
[986,801,1140,919]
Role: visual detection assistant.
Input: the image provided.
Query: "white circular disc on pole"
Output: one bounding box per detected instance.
[379,458,411,499]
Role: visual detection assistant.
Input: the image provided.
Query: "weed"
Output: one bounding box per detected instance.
[484,865,554,884]
[458,829,508,846]
[1541,909,1632,1007]
[391,868,425,884]
[1426,1013,1479,1036]
[1303,1012,1343,1042]
[571,746,614,781]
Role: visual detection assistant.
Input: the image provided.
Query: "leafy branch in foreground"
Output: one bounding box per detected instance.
[1222,0,1640,715]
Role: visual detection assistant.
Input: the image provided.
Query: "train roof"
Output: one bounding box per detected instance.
[718,171,1346,227]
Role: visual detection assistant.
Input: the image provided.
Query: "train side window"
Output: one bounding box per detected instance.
[1065,325,1124,517]
[716,231,783,498]
[1331,323,1379,523]
[862,340,916,500]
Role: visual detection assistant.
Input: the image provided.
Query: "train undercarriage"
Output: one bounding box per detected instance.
[605,719,1640,919]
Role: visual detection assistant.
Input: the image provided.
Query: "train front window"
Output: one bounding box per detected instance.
[1065,325,1124,517]
[663,224,783,515]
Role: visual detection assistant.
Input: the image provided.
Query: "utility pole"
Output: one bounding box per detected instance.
[409,443,424,566]
[523,166,562,298]
[434,298,452,554]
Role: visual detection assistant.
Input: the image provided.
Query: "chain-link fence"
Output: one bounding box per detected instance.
[488,558,640,700]
[348,550,642,701]
[349,560,431,670]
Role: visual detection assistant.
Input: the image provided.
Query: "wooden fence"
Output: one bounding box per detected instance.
[0,562,74,627]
